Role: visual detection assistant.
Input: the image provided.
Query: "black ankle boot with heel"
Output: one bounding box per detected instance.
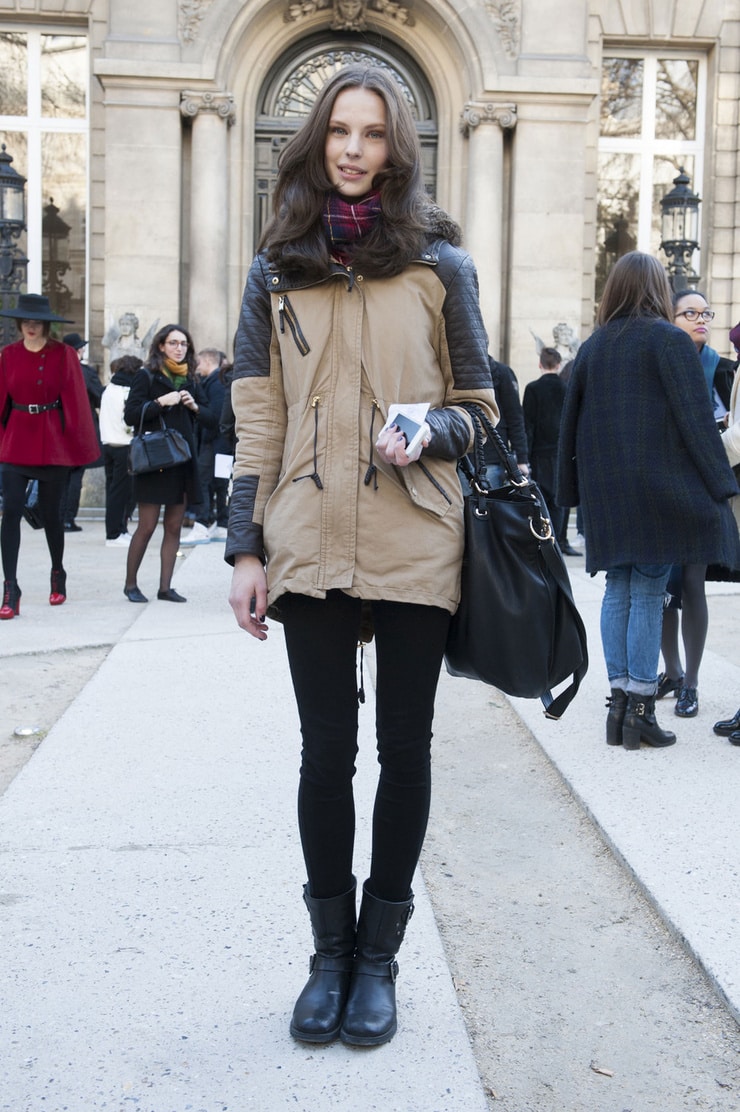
[622,693,676,750]
[605,688,628,746]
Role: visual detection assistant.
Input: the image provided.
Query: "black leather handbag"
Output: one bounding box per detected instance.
[444,405,588,719]
[128,411,192,476]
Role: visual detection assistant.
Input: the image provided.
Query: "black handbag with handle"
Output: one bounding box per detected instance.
[444,404,588,719]
[127,410,192,476]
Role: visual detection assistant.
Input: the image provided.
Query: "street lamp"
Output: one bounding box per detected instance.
[42,196,72,318]
[659,167,701,291]
[0,144,28,347]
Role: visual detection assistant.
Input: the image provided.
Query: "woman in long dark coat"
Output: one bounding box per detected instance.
[122,323,215,603]
[557,253,740,750]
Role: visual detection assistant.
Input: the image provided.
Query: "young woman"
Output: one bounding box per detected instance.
[122,324,215,603]
[656,289,737,717]
[227,65,497,1046]
[0,293,99,618]
[557,253,739,750]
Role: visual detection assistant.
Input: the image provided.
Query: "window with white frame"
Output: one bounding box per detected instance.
[595,50,706,304]
[0,26,88,335]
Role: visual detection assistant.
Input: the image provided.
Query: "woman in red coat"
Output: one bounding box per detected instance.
[0,293,99,618]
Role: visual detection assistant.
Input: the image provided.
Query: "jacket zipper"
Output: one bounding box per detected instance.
[278,295,311,356]
[292,394,323,489]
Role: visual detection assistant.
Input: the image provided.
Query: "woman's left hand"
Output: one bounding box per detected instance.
[179,390,199,413]
[375,424,428,467]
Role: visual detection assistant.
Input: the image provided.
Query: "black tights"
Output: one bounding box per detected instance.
[125,501,186,592]
[281,591,451,903]
[660,564,708,688]
[0,468,66,581]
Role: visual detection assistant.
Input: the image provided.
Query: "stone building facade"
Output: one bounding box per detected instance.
[0,0,738,382]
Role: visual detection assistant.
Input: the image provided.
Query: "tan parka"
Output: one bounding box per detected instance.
[226,236,499,616]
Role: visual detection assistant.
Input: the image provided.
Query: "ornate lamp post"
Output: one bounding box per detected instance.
[659,167,701,291]
[0,144,28,347]
[42,196,72,318]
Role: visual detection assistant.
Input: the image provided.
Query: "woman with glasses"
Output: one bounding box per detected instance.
[122,324,215,603]
[657,290,738,718]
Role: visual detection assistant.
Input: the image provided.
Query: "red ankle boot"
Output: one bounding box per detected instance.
[0,579,21,619]
[49,568,67,606]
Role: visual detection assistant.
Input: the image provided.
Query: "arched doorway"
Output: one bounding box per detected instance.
[254,33,438,243]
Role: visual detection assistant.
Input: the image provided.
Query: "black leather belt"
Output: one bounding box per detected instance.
[11,400,61,414]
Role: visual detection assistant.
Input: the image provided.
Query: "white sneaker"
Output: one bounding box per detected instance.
[180,521,211,545]
[105,533,131,547]
[208,525,228,541]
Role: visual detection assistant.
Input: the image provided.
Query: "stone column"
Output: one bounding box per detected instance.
[460,102,517,355]
[180,91,236,352]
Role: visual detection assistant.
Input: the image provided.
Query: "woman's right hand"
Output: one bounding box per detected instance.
[158,390,182,408]
[229,554,269,641]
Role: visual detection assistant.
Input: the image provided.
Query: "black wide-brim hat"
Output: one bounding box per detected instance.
[0,292,73,323]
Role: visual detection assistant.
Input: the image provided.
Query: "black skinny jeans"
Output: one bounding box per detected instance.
[1,466,67,581]
[281,590,451,904]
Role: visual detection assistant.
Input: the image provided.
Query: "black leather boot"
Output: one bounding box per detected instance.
[605,688,628,746]
[622,694,676,750]
[289,878,356,1044]
[340,882,414,1047]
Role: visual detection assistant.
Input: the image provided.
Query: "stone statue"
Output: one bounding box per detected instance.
[102,311,159,364]
[531,322,580,362]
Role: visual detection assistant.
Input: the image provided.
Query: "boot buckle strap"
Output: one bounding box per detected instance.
[353,957,399,982]
[309,953,354,975]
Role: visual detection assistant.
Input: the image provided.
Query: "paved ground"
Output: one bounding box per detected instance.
[1,513,739,1110]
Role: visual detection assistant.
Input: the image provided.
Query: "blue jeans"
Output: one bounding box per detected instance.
[600,564,671,695]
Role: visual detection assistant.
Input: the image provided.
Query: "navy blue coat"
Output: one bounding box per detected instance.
[556,315,740,574]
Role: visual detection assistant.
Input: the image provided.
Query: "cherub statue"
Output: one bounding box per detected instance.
[102,311,159,363]
[531,322,580,362]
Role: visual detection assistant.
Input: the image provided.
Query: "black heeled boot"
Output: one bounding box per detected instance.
[340,882,415,1047]
[289,878,357,1044]
[622,693,676,750]
[605,688,628,746]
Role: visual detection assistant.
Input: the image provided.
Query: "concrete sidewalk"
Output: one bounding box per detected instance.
[1,520,739,1110]
[0,532,487,1112]
[510,561,740,1026]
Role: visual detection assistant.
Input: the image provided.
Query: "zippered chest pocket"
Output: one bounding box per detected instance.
[278,295,311,356]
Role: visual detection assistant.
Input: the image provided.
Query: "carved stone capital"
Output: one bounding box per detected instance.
[460,102,517,138]
[180,91,236,127]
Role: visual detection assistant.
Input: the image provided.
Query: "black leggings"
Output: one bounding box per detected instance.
[1,467,66,581]
[281,590,451,903]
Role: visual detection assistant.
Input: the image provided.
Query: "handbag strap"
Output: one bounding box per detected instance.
[537,539,589,719]
[460,402,528,491]
[136,369,167,436]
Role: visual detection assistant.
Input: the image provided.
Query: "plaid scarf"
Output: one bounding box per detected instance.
[322,189,382,264]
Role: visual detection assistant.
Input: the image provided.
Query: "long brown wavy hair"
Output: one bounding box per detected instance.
[597,252,674,326]
[260,65,458,279]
